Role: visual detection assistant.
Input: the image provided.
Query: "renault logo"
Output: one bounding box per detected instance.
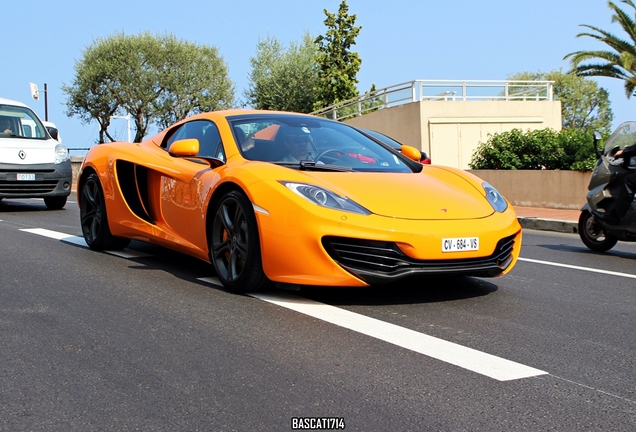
[18,150,26,160]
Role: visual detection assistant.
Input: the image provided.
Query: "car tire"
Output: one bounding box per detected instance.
[80,173,130,250]
[578,210,618,252]
[44,196,67,210]
[209,189,270,293]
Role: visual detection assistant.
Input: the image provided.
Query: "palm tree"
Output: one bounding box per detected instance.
[564,0,636,98]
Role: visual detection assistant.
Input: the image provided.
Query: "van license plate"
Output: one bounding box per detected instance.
[17,173,36,181]
[442,237,479,252]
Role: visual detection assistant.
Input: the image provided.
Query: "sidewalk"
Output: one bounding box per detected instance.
[514,206,580,234]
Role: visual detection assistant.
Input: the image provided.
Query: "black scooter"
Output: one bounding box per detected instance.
[579,122,636,252]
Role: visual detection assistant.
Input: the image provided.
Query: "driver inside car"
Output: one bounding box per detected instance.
[279,127,315,163]
[1,117,13,135]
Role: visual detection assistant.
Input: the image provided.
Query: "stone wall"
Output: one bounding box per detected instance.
[468,169,590,210]
[71,156,84,190]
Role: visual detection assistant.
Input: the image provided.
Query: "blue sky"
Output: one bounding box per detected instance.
[2,0,633,152]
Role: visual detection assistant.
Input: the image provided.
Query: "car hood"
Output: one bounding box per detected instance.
[0,137,59,164]
[302,168,495,220]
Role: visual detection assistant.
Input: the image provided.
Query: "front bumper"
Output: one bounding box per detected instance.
[0,160,72,198]
[255,196,522,287]
[322,232,519,285]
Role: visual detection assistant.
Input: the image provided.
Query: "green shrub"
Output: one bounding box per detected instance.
[469,128,598,172]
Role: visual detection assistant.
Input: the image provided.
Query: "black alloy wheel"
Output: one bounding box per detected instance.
[209,190,269,293]
[80,173,130,250]
[578,210,618,252]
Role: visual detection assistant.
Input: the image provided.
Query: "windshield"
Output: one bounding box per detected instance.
[227,114,416,173]
[604,121,636,155]
[0,104,48,140]
[359,127,401,150]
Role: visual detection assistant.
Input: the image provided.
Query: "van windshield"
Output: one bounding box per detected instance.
[0,104,48,140]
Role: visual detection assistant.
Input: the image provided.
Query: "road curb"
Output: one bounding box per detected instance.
[517,217,578,234]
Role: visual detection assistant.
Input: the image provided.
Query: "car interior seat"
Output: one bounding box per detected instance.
[233,126,246,147]
[199,127,221,158]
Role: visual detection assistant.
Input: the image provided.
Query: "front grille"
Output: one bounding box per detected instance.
[322,234,517,284]
[0,179,59,194]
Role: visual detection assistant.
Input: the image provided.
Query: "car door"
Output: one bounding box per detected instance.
[157,119,225,254]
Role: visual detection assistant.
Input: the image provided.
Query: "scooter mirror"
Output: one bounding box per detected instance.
[593,131,603,158]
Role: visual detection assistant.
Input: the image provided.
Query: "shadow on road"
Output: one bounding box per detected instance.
[88,239,501,307]
[292,276,499,306]
[0,199,58,212]
[535,242,636,260]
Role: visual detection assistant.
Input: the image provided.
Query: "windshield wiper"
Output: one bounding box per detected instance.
[272,161,352,172]
[299,160,352,172]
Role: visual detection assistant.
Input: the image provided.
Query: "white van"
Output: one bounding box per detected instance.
[0,97,71,209]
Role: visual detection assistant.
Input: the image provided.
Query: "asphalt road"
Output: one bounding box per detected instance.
[1,195,636,431]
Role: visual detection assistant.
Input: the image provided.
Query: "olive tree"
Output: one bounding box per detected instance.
[63,32,234,143]
[154,36,234,129]
[244,33,318,113]
[508,70,613,133]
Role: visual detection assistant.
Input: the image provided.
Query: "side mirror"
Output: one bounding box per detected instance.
[169,138,199,157]
[401,145,422,162]
[46,126,59,141]
[593,131,603,158]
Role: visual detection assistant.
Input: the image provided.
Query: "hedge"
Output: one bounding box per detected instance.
[469,128,598,172]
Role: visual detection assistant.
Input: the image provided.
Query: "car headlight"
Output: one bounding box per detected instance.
[483,182,508,213]
[281,181,371,215]
[54,144,69,164]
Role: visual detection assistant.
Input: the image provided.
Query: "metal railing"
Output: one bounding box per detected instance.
[311,79,554,121]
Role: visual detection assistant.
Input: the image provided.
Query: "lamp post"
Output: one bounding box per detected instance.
[29,82,48,121]
[111,114,132,142]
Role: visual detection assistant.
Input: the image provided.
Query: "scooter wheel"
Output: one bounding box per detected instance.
[578,210,618,252]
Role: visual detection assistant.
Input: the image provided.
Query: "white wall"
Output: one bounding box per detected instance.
[345,99,562,169]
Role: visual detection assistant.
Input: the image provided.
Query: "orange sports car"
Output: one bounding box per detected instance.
[77,110,521,292]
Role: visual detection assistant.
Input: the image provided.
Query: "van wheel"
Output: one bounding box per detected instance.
[578,210,618,252]
[44,196,67,210]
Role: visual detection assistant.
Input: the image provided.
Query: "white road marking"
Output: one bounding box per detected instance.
[105,249,153,259]
[19,228,151,258]
[519,257,636,279]
[25,228,606,381]
[198,276,223,286]
[21,227,75,241]
[250,291,547,381]
[61,235,88,247]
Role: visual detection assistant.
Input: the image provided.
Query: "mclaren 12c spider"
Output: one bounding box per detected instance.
[77,110,522,292]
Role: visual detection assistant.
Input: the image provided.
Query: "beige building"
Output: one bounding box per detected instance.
[314,80,563,169]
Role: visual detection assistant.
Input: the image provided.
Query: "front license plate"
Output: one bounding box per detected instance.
[442,237,479,252]
[17,173,36,181]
